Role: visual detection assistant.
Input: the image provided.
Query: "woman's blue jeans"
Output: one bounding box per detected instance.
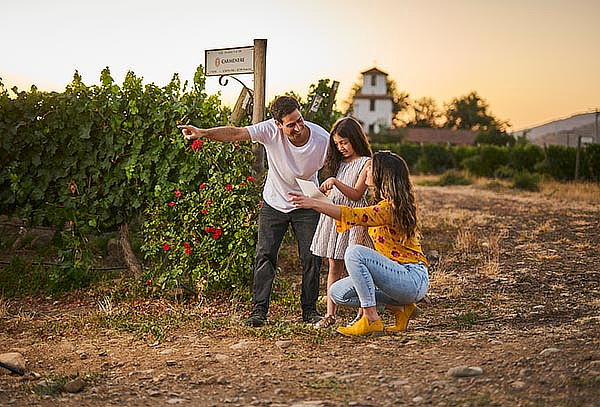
[330,244,429,309]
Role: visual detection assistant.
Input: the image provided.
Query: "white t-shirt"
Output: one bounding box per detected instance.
[246,119,329,213]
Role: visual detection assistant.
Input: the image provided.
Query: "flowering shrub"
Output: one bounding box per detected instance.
[141,139,262,295]
[0,65,261,292]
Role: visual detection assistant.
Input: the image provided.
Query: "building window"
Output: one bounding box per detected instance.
[371,75,376,86]
[369,99,375,111]
[368,124,375,134]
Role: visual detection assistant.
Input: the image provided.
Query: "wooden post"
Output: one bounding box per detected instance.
[252,39,267,178]
[230,87,252,126]
[119,223,142,279]
[325,80,339,115]
[575,135,582,181]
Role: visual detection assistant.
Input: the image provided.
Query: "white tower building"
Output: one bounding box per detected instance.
[351,68,394,134]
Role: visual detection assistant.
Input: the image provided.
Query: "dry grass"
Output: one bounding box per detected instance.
[420,207,493,238]
[534,219,557,235]
[416,174,599,206]
[539,180,600,205]
[429,255,466,298]
[476,230,506,276]
[534,250,561,261]
[478,255,500,276]
[570,242,594,251]
[454,228,477,254]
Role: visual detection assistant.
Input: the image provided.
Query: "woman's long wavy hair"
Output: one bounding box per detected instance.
[371,151,418,240]
[324,117,372,178]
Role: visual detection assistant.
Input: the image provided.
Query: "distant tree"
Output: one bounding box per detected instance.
[514,129,531,145]
[475,125,516,146]
[445,91,508,131]
[445,91,514,145]
[403,97,443,128]
[386,78,410,127]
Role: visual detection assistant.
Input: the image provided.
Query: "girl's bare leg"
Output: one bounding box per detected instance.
[326,258,345,316]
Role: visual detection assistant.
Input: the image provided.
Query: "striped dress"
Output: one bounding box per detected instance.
[310,156,374,259]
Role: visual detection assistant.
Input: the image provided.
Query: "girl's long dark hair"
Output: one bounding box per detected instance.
[324,117,372,178]
[372,151,418,240]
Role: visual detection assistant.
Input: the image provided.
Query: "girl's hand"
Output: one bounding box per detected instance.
[319,177,337,193]
[288,192,315,209]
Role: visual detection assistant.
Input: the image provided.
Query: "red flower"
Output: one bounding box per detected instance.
[185,247,192,255]
[246,175,254,182]
[204,226,215,233]
[174,189,182,198]
[234,144,240,150]
[183,242,190,249]
[258,201,263,207]
[199,183,206,189]
[361,214,369,222]
[211,228,223,240]
[163,243,170,251]
[225,184,233,191]
[145,279,152,286]
[391,250,400,257]
[169,201,176,207]
[239,182,245,187]
[201,209,208,215]
[191,139,204,150]
[205,200,212,206]
[378,236,385,243]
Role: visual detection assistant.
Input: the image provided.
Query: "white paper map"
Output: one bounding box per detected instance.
[295,178,332,204]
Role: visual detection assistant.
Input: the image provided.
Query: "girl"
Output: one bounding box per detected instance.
[310,116,373,329]
[290,151,428,337]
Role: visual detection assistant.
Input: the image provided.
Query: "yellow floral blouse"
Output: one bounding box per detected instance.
[336,200,428,266]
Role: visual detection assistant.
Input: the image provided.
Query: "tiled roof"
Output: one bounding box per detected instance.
[399,128,477,145]
[361,67,389,76]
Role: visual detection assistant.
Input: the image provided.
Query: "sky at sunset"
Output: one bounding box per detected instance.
[2,0,599,130]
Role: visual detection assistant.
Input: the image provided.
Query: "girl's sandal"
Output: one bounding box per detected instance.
[314,315,336,329]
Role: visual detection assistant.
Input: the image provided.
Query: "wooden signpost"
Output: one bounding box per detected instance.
[205,39,267,178]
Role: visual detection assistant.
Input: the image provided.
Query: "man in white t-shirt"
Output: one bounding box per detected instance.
[178,96,329,327]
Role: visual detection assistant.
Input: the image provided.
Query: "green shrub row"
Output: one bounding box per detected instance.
[0,67,261,293]
[372,142,600,182]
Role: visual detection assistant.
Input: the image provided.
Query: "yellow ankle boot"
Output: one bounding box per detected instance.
[387,304,420,332]
[337,315,384,337]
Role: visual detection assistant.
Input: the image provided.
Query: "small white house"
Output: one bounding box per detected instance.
[351,68,394,134]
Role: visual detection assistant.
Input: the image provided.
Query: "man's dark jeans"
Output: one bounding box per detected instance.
[252,202,321,315]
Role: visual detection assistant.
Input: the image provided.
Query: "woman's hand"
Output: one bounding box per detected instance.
[288,192,317,209]
[319,177,337,193]
[289,192,342,220]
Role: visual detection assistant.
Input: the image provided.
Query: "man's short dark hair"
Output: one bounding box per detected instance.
[270,96,300,123]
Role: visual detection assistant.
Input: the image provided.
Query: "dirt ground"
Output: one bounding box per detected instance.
[1,184,599,406]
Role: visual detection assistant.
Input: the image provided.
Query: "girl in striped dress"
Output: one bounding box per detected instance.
[310,117,374,328]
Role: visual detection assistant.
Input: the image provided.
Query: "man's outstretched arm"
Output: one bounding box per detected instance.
[178,125,251,143]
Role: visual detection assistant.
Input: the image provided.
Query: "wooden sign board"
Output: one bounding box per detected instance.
[580,136,594,145]
[205,46,254,76]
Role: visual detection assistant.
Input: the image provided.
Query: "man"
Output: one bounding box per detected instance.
[178,96,329,327]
